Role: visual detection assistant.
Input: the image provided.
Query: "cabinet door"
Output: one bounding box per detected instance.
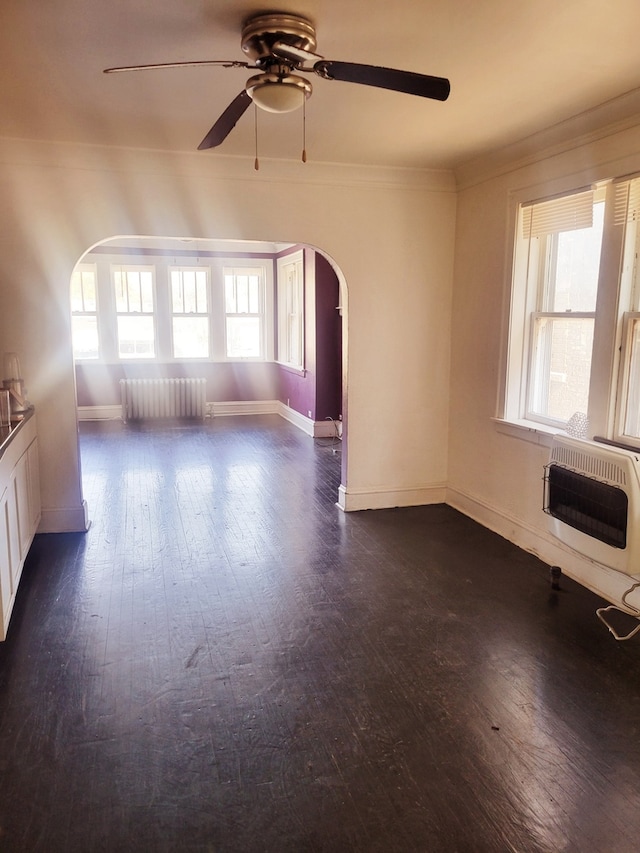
[6,473,21,591]
[0,490,12,632]
[27,438,41,532]
[15,452,31,563]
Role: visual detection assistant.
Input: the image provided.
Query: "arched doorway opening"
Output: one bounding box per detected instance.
[70,234,347,505]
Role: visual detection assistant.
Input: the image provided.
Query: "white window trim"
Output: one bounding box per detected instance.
[70,262,99,360]
[502,181,618,434]
[168,265,211,360]
[112,263,157,360]
[217,260,274,362]
[72,253,277,366]
[276,249,305,371]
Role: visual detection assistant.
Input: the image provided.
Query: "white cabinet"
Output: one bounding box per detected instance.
[0,413,40,640]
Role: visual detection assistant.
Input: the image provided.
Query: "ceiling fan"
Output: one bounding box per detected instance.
[104,11,450,152]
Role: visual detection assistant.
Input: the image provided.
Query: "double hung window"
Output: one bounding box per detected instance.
[70,264,99,359]
[277,251,304,370]
[523,189,604,425]
[114,266,155,358]
[223,267,265,359]
[506,175,640,449]
[170,267,209,358]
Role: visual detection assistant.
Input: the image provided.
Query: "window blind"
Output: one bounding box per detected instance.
[522,190,594,238]
[613,177,640,225]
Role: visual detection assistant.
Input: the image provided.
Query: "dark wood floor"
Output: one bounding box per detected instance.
[2,415,640,851]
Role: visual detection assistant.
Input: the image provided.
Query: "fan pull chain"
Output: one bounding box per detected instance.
[302,98,307,164]
[254,104,260,171]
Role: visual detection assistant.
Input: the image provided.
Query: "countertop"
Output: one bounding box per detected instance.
[0,408,35,460]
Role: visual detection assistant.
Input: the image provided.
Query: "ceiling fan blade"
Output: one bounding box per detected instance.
[197,90,252,150]
[314,60,450,101]
[104,60,251,74]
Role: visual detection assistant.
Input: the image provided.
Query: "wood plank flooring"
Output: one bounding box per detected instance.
[1,415,640,851]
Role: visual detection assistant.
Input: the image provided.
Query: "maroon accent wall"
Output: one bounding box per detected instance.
[314,252,342,421]
[275,249,342,421]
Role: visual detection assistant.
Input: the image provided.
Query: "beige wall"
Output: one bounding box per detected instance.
[0,139,456,529]
[449,118,640,606]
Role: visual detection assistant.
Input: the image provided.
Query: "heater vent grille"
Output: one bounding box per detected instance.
[550,444,627,487]
[544,464,628,548]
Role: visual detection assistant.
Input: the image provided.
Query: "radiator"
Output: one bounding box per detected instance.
[120,378,206,422]
[544,436,640,576]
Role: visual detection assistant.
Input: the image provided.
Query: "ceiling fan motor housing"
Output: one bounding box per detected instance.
[241,13,316,112]
[240,13,317,66]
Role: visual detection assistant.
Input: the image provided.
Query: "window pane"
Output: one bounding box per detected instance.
[237,276,249,313]
[172,317,209,358]
[529,317,594,421]
[70,272,84,312]
[71,316,99,359]
[81,271,97,311]
[127,271,142,312]
[117,316,155,358]
[195,271,207,311]
[179,270,193,313]
[71,269,97,312]
[171,271,184,313]
[546,201,604,312]
[114,270,127,311]
[140,272,154,312]
[224,275,235,312]
[226,317,260,358]
[248,275,260,313]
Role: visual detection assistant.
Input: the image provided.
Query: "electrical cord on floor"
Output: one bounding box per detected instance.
[315,417,342,454]
[596,581,640,641]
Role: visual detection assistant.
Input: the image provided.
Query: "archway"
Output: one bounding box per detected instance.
[71,234,347,507]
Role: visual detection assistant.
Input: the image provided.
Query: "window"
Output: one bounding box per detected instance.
[70,264,99,359]
[277,251,304,369]
[506,176,640,448]
[614,176,640,444]
[113,266,155,358]
[525,190,604,424]
[223,267,265,359]
[71,251,275,365]
[170,267,209,358]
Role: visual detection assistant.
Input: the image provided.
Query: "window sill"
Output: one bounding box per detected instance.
[276,363,307,377]
[492,417,564,448]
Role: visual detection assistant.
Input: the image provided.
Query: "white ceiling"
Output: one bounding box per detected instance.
[3,0,640,171]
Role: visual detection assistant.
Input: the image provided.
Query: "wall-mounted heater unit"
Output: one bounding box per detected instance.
[544,436,640,574]
[544,435,640,638]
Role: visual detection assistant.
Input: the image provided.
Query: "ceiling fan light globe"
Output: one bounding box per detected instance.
[246,73,312,113]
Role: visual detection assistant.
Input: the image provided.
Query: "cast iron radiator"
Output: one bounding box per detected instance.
[120,378,206,422]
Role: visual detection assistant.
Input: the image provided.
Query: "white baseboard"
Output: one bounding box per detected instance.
[77,405,121,421]
[212,400,279,417]
[338,482,447,512]
[446,485,640,612]
[76,401,340,440]
[38,500,90,533]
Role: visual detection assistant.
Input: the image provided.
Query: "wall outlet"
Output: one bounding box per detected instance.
[308,410,312,419]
